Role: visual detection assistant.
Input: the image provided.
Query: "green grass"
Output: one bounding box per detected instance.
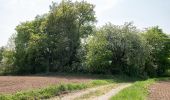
[110,77,170,100]
[110,79,155,100]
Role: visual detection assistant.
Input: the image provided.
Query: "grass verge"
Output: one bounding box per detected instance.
[110,79,155,100]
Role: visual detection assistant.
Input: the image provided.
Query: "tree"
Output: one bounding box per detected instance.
[45,0,96,72]
[0,34,16,74]
[13,0,96,73]
[14,15,48,74]
[86,23,151,77]
[143,26,170,76]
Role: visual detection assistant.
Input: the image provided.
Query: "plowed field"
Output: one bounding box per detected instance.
[0,75,92,94]
[149,81,170,100]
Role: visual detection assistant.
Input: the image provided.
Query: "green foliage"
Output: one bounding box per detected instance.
[14,19,47,74]
[2,50,15,66]
[45,0,96,72]
[86,23,151,77]
[0,47,4,63]
[143,26,170,76]
[12,0,96,74]
[0,35,17,74]
[86,29,112,73]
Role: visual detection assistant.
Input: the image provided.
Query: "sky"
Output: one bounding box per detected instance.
[0,0,170,47]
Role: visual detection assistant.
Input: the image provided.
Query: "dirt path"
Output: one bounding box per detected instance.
[149,81,170,100]
[50,83,132,100]
[93,83,132,100]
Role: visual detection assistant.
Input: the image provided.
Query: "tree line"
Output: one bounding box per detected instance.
[0,0,170,77]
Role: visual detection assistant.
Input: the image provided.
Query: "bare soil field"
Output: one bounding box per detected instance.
[0,75,92,94]
[149,81,170,100]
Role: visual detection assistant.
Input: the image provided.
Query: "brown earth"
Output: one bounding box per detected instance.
[149,81,170,100]
[0,75,92,94]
